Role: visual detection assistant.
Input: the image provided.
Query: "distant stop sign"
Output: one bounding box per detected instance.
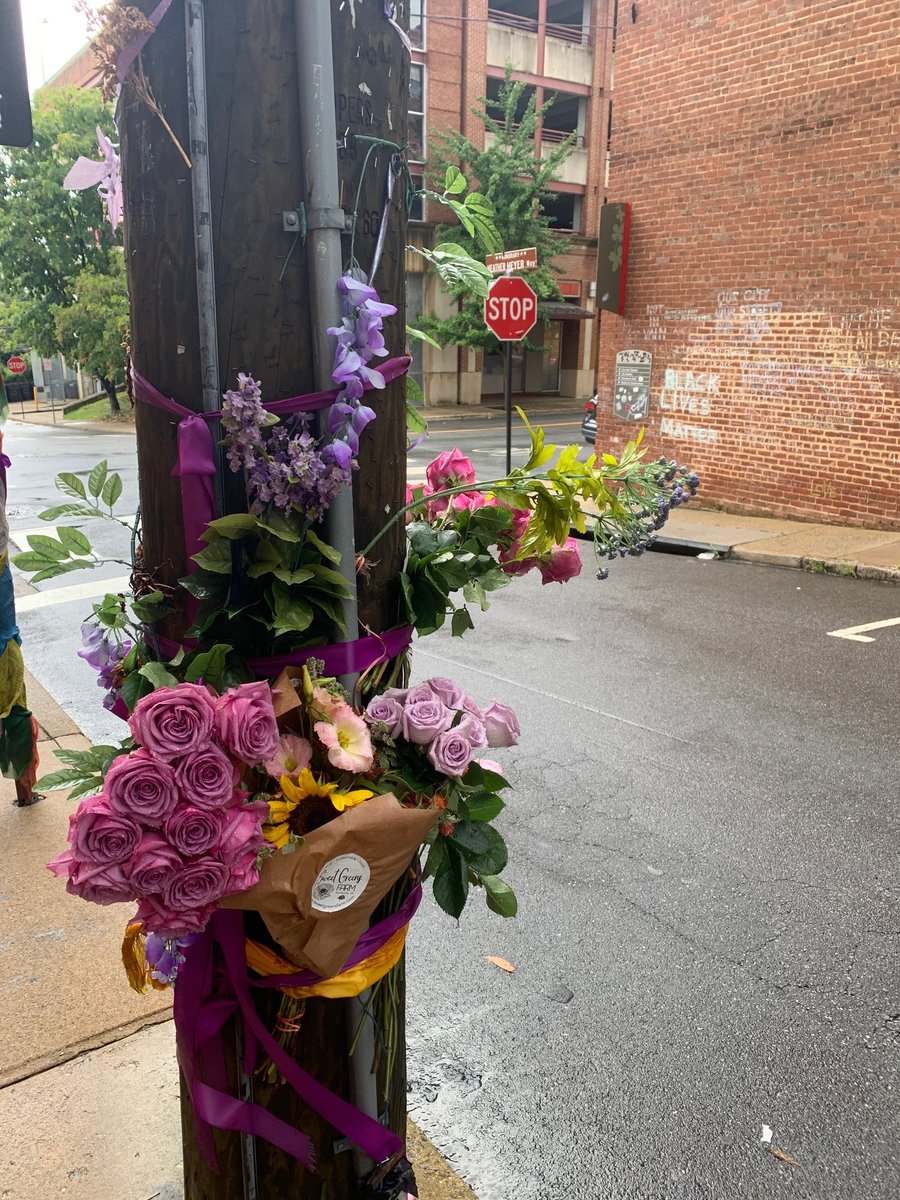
[484,276,538,341]
[6,356,26,375]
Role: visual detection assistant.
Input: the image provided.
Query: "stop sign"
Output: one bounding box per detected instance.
[6,356,26,375]
[484,276,538,341]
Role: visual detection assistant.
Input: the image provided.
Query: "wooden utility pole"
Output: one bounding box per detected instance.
[120,1,408,1195]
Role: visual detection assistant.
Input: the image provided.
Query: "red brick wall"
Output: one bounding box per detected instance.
[595,0,900,528]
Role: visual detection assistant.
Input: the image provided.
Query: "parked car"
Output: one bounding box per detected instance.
[581,394,597,444]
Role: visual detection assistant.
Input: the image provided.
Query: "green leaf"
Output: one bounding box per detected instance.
[406,396,427,439]
[203,513,260,540]
[139,661,178,689]
[444,164,467,195]
[257,510,302,543]
[483,874,518,917]
[406,323,442,350]
[57,472,87,500]
[34,768,92,791]
[422,835,447,881]
[29,561,93,583]
[25,534,69,560]
[450,821,508,875]
[408,522,438,557]
[101,473,123,507]
[465,792,505,822]
[67,777,105,802]
[464,761,511,792]
[56,526,92,555]
[122,670,153,712]
[12,550,65,572]
[38,503,97,521]
[269,580,314,636]
[451,606,475,638]
[192,539,235,574]
[272,566,316,586]
[178,572,230,602]
[305,529,342,564]
[432,842,469,919]
[87,460,108,498]
[184,643,231,688]
[246,540,282,579]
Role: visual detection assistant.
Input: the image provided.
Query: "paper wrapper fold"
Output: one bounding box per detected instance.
[221,792,437,978]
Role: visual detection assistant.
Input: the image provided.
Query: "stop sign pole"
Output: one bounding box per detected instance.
[484,274,538,474]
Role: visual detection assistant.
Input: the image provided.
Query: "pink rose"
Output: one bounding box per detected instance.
[174,744,237,809]
[427,728,475,778]
[215,681,280,764]
[449,491,486,512]
[215,800,268,867]
[538,537,582,585]
[227,849,262,896]
[68,794,141,864]
[162,859,230,911]
[48,852,134,906]
[105,749,179,828]
[499,547,538,577]
[129,682,217,757]
[475,757,504,776]
[482,700,521,748]
[135,895,216,939]
[127,834,183,897]
[425,448,476,513]
[165,806,223,858]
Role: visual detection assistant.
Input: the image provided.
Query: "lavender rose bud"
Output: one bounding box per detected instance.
[482,700,521,748]
[365,694,404,738]
[402,697,453,745]
[127,834,183,896]
[105,749,179,828]
[165,806,223,859]
[214,681,280,764]
[427,728,475,778]
[174,744,237,810]
[162,859,230,911]
[68,794,141,865]
[129,682,217,758]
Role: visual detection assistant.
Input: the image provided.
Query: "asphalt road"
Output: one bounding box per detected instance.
[5,414,900,1199]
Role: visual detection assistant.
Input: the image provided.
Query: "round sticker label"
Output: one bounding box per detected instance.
[311,853,371,913]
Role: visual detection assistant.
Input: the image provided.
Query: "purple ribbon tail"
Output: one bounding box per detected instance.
[172,414,218,563]
[115,0,177,82]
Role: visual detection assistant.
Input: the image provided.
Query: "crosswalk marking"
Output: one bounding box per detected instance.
[15,576,133,614]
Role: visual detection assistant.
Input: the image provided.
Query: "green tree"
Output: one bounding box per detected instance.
[0,87,128,410]
[54,253,129,412]
[418,70,576,351]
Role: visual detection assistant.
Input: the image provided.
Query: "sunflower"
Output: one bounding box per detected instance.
[263,768,374,849]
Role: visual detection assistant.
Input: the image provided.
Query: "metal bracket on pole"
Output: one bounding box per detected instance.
[306,205,351,232]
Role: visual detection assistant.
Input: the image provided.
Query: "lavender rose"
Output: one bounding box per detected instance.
[136,895,217,939]
[455,712,488,749]
[127,834,183,897]
[427,728,475,778]
[129,682,217,758]
[402,696,453,745]
[68,795,141,865]
[174,744,237,810]
[215,682,280,764]
[482,700,521,748]
[364,694,404,738]
[162,859,230,911]
[382,686,409,702]
[405,681,437,706]
[165,806,223,858]
[427,677,464,709]
[105,749,179,828]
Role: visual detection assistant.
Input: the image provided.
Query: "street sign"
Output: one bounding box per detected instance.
[0,0,33,148]
[484,276,538,342]
[486,246,538,275]
[6,356,26,375]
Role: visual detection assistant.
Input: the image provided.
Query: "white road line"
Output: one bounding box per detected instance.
[826,616,900,643]
[14,576,132,614]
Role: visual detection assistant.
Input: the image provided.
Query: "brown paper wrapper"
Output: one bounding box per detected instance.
[222,792,437,978]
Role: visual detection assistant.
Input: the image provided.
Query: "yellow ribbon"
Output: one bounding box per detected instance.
[245,926,409,1000]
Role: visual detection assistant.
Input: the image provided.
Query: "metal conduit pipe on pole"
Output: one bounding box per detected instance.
[292,0,378,1180]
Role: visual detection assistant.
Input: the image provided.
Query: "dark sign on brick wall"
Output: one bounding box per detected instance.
[0,0,33,148]
[596,202,630,315]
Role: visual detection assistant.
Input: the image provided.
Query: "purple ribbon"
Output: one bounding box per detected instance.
[174,885,422,1169]
[151,624,414,682]
[131,357,411,568]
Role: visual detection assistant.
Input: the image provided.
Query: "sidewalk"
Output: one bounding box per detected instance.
[0,672,476,1199]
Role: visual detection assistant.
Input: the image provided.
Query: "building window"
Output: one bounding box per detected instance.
[542,190,582,232]
[546,0,589,43]
[409,0,424,48]
[409,63,425,163]
[409,172,425,222]
[486,75,535,129]
[541,90,585,148]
